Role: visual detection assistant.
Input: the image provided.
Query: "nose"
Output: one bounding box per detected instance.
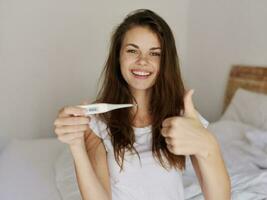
[136,54,149,66]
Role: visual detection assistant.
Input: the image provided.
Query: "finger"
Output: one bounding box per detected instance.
[161,127,167,137]
[183,89,198,119]
[162,117,176,128]
[54,117,90,126]
[165,137,173,145]
[167,144,175,154]
[57,132,84,143]
[58,106,87,118]
[55,124,89,135]
[161,127,171,137]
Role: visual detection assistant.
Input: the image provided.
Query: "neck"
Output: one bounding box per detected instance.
[130,89,152,127]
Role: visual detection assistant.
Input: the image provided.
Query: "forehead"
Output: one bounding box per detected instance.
[122,26,161,47]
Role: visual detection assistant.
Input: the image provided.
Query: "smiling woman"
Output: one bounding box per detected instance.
[53,9,231,200]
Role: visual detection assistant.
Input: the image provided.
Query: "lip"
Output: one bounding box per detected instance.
[130,69,152,79]
[131,69,152,73]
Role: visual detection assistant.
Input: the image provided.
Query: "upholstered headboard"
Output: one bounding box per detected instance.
[223,65,267,113]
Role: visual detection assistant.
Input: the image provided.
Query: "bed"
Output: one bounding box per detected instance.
[183,65,267,199]
[0,65,266,200]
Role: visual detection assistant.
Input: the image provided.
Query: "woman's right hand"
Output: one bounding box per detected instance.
[53,104,90,148]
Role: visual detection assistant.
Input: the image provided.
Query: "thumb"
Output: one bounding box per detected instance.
[183,89,197,119]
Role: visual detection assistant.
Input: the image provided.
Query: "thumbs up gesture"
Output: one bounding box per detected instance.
[161,89,216,159]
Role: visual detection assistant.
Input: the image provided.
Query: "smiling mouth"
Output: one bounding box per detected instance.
[131,69,152,79]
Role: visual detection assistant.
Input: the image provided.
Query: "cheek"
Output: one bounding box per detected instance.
[120,53,131,68]
[119,55,128,77]
[155,65,160,75]
[120,64,127,80]
[119,54,137,77]
[150,57,160,74]
[120,51,132,63]
[152,64,160,80]
[119,60,131,82]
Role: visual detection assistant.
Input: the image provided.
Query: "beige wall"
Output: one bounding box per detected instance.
[0,0,189,150]
[184,0,267,121]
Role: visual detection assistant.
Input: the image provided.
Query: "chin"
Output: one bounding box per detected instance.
[129,84,154,92]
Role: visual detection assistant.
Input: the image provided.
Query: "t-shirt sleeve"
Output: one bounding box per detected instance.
[87,114,108,139]
[197,111,209,128]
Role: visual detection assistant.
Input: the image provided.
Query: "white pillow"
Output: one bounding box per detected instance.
[221,88,267,131]
[0,138,64,200]
[244,129,267,151]
[207,120,257,143]
[54,146,82,200]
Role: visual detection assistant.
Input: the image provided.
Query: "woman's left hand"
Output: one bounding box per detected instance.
[161,89,217,159]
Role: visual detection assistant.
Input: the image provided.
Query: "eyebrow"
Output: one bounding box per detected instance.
[126,43,161,50]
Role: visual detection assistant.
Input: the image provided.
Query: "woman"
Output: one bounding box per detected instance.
[54,9,231,200]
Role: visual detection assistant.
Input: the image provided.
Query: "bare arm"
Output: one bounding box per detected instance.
[70,129,111,200]
[190,132,231,200]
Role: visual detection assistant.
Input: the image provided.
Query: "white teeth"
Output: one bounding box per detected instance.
[132,70,151,76]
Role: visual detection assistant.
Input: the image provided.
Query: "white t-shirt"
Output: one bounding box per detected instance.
[88,113,209,200]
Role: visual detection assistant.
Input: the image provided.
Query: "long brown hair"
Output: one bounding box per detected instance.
[95,9,186,171]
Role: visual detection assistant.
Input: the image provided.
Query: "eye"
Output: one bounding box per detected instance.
[126,49,137,54]
[150,52,161,57]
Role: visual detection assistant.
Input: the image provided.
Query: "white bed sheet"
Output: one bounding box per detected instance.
[183,120,267,200]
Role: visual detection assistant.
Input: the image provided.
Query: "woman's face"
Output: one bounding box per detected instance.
[119,26,161,94]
